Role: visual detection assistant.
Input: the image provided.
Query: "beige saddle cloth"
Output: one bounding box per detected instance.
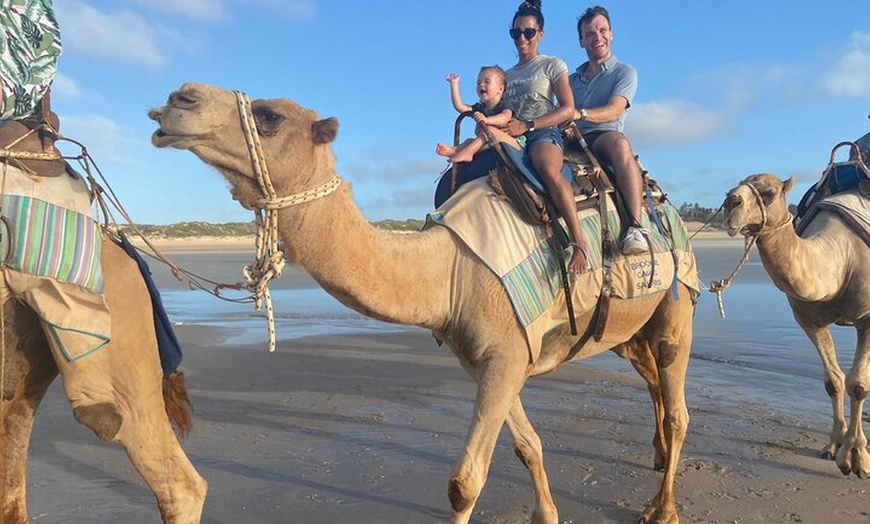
[0,163,110,361]
[426,177,700,361]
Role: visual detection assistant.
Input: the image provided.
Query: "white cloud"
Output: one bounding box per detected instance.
[50,73,82,98]
[58,115,148,167]
[824,31,870,98]
[55,2,166,66]
[128,0,230,22]
[626,100,732,147]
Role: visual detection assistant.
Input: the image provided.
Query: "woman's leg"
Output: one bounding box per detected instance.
[529,142,589,274]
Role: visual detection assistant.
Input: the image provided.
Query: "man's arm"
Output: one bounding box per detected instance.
[574,95,628,124]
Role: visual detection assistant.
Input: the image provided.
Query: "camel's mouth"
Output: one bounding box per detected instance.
[150,128,199,149]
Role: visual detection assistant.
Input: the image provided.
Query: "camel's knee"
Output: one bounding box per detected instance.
[513,437,541,470]
[665,410,690,440]
[448,462,482,514]
[845,372,869,401]
[825,379,841,397]
[657,340,680,368]
[73,402,122,441]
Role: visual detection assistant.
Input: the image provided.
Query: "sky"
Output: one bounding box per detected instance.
[42,0,870,224]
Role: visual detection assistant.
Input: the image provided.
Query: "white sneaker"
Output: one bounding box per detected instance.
[621,226,648,255]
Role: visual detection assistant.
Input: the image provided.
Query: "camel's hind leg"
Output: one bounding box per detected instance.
[613,337,666,471]
[792,313,847,460]
[504,396,558,524]
[0,302,58,523]
[46,241,206,523]
[639,285,693,524]
[836,321,870,477]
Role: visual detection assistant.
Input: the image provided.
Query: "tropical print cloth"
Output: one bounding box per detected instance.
[0,0,61,119]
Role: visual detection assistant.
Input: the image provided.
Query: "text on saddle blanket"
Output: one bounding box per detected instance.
[426,178,700,361]
[0,164,110,361]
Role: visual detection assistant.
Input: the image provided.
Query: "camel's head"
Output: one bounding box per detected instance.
[149,82,339,208]
[722,173,794,236]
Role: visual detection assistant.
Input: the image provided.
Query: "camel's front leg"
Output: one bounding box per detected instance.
[795,319,847,459]
[448,349,529,524]
[504,396,558,524]
[836,323,870,477]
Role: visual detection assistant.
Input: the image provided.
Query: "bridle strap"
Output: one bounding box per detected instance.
[232,90,341,352]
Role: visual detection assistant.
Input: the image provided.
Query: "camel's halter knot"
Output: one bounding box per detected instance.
[708,182,791,318]
[234,91,341,352]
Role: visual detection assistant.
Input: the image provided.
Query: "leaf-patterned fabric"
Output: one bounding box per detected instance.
[0,0,61,120]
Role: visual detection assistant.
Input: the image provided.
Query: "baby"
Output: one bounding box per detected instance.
[435,66,513,163]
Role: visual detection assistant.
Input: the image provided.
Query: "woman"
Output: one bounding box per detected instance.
[497,0,590,274]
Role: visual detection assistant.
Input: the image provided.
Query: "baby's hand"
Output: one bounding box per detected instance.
[472,112,487,124]
[445,73,460,83]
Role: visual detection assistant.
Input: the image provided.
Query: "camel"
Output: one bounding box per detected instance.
[723,174,870,477]
[0,119,207,522]
[149,82,697,524]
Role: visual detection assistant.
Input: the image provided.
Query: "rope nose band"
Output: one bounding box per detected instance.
[232,90,341,352]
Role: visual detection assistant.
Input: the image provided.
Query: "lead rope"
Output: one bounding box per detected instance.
[233,91,341,352]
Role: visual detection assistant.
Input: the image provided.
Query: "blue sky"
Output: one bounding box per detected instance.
[48,1,870,224]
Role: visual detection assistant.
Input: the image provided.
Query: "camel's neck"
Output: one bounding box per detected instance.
[755,223,844,301]
[277,178,452,330]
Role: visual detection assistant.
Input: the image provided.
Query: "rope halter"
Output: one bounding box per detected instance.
[233,91,341,352]
[709,181,791,318]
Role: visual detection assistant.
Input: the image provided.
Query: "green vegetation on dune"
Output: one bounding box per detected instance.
[123,205,729,238]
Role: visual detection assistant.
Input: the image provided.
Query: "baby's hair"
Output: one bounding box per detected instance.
[513,0,544,29]
[577,5,611,37]
[479,65,506,85]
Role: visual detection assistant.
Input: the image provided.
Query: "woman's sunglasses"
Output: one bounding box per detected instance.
[509,28,538,40]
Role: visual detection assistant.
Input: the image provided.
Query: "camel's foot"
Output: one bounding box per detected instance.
[821,441,839,461]
[835,441,870,477]
[531,505,559,524]
[640,496,679,524]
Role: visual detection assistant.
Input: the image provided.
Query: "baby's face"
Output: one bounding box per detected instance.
[476,71,505,107]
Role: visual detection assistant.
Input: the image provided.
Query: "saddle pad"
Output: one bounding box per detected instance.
[796,189,870,246]
[426,177,700,361]
[0,163,110,361]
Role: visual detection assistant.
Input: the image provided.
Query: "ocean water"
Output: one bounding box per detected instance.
[150,241,855,427]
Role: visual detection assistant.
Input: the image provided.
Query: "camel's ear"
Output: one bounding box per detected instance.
[312,117,338,144]
[782,176,795,194]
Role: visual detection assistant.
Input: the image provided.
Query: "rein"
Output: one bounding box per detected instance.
[233,91,341,352]
[708,182,791,318]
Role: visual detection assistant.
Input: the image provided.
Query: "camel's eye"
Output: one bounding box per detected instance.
[254,109,283,136]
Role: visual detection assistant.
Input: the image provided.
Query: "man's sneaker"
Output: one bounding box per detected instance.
[621,226,648,255]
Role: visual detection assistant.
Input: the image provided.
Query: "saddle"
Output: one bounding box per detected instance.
[795,140,870,229]
[483,128,671,358]
[0,90,66,177]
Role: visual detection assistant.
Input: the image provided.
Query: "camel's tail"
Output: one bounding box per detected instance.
[163,370,193,438]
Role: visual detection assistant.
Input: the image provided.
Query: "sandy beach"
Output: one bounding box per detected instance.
[24,234,870,523]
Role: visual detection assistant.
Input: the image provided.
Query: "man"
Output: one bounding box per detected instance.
[569,5,646,255]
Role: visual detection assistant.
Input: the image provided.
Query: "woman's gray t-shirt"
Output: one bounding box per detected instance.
[504,54,568,121]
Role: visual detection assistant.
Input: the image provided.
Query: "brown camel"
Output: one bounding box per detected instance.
[723,174,870,477]
[149,82,698,524]
[0,121,207,522]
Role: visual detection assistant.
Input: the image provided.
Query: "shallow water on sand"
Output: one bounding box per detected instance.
[151,240,855,428]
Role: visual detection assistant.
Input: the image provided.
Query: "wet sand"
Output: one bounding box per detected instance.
[25,235,870,523]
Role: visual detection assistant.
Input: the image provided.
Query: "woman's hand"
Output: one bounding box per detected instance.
[501,118,528,138]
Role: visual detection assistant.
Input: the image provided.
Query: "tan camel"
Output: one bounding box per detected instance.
[149,82,697,524]
[723,174,870,477]
[0,120,207,522]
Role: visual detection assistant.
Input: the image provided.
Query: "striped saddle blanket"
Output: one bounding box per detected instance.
[0,163,109,361]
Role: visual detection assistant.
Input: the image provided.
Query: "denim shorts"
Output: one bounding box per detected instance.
[524,126,564,151]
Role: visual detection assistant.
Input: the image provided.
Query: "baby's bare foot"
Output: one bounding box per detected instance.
[435,143,456,157]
